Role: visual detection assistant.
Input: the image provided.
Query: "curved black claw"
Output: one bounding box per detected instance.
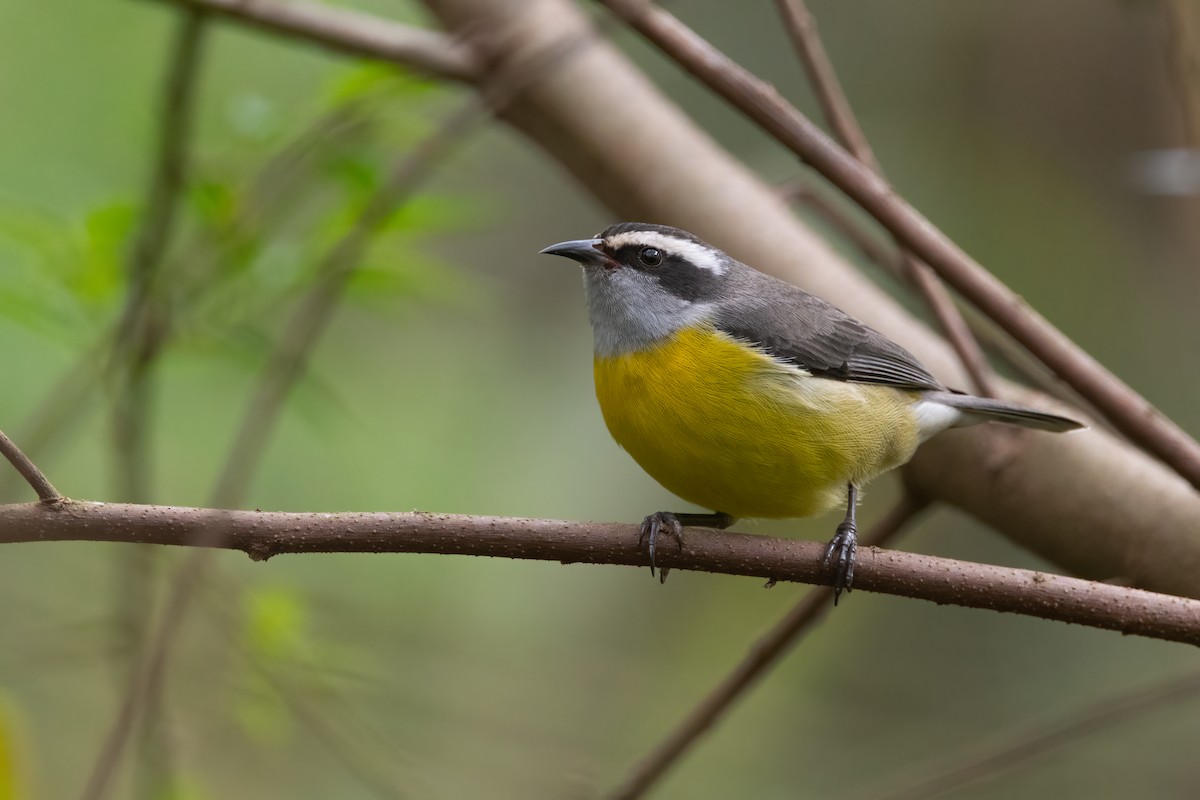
[639,512,685,582]
[822,521,858,605]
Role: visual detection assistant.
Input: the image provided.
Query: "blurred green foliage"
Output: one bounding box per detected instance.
[0,694,31,800]
[0,1,1198,799]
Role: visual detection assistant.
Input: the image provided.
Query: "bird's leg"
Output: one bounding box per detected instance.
[822,484,858,604]
[639,511,734,583]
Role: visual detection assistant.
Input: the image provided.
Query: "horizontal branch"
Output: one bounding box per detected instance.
[150,0,480,82]
[3,500,1199,647]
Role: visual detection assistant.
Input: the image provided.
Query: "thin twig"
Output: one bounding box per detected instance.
[776,0,992,395]
[774,0,875,168]
[781,180,1116,424]
[112,5,208,503]
[781,179,904,275]
[209,24,597,507]
[108,12,208,799]
[606,494,928,800]
[859,669,1200,800]
[208,607,412,800]
[207,100,481,508]
[149,0,480,82]
[80,531,210,800]
[0,430,61,503]
[596,0,1200,491]
[78,24,614,800]
[5,500,1200,647]
[0,341,105,501]
[80,101,475,793]
[900,256,993,395]
[1,103,373,505]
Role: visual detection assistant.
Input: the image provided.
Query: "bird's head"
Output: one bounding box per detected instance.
[540,222,736,355]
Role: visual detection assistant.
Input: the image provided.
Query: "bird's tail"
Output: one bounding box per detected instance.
[923,391,1084,433]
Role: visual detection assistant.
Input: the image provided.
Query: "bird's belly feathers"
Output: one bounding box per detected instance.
[593,327,921,519]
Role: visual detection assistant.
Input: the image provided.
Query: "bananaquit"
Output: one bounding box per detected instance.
[541,222,1082,599]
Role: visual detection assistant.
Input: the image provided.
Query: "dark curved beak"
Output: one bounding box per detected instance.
[539,238,607,267]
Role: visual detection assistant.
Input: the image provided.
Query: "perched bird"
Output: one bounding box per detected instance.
[541,222,1082,600]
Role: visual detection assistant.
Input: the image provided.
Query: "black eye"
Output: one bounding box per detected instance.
[638,247,662,267]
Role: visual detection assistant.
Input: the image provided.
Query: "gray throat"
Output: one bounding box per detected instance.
[582,269,714,356]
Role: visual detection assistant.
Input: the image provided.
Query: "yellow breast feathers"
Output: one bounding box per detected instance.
[593,326,921,519]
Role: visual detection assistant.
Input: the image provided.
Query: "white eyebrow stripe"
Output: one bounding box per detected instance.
[605,231,728,275]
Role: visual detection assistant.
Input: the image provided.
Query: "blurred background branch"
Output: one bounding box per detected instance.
[151,0,481,82]
[606,494,928,800]
[108,11,208,798]
[774,0,995,396]
[81,12,631,798]
[595,0,1200,490]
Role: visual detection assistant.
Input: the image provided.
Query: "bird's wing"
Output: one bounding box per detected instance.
[713,273,945,392]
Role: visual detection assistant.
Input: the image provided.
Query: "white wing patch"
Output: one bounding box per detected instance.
[605,231,729,275]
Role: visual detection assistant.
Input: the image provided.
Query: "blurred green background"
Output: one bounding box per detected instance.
[2,1,1199,798]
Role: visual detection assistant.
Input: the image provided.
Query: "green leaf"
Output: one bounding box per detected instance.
[380,192,491,234]
[326,152,383,204]
[344,253,466,310]
[244,585,310,663]
[78,200,137,301]
[188,179,238,229]
[322,62,437,108]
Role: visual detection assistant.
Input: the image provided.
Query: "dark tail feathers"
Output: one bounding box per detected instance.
[925,391,1084,433]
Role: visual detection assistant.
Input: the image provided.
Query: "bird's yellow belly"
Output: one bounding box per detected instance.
[593,327,921,519]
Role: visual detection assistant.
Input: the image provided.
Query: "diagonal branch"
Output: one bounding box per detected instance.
[108,11,209,800]
[80,21,620,800]
[80,98,484,798]
[596,0,1200,491]
[148,0,480,82]
[606,494,928,800]
[208,98,484,509]
[0,430,62,503]
[3,500,1200,647]
[775,0,874,166]
[775,0,993,396]
[860,669,1200,800]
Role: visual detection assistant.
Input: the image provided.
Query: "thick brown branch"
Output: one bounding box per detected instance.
[0,430,61,503]
[148,0,480,82]
[3,500,1200,647]
[597,0,1200,490]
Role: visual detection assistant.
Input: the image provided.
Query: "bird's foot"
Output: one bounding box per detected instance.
[822,520,858,605]
[639,512,686,583]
